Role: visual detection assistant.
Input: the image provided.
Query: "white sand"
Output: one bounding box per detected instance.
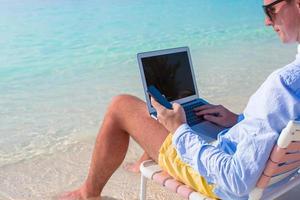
[0,137,185,200]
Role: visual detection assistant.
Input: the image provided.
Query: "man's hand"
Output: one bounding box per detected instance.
[151,97,187,133]
[194,104,238,128]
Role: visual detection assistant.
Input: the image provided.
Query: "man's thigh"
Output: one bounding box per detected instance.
[109,94,169,161]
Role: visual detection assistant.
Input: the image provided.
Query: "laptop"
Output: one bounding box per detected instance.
[137,46,225,142]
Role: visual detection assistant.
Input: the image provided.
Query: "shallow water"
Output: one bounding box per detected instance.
[0,0,298,199]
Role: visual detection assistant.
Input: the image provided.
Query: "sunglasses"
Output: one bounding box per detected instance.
[262,0,287,21]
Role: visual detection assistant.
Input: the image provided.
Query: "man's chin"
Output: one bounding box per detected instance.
[280,38,289,43]
[277,33,296,43]
[278,33,289,43]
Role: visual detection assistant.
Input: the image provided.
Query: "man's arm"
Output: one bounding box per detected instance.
[172,122,277,197]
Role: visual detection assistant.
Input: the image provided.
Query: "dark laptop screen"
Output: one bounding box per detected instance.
[141,51,196,102]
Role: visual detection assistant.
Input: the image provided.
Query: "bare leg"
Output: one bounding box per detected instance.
[59,95,169,200]
[123,151,151,173]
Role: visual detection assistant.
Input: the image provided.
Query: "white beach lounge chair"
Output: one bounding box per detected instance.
[139,120,300,200]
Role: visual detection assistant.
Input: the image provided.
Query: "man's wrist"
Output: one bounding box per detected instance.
[171,121,187,133]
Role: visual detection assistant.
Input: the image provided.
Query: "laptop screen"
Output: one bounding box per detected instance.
[141,51,196,102]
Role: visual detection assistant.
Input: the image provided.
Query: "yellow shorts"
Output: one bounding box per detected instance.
[158,134,218,199]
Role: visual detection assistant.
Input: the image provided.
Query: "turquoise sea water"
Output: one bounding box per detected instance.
[0,0,297,167]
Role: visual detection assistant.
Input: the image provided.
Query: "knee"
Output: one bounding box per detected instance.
[107,94,141,116]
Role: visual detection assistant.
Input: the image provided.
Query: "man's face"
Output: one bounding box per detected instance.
[263,0,300,43]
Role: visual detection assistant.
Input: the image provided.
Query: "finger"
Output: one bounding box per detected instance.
[172,102,182,110]
[193,104,215,112]
[195,107,221,116]
[203,114,221,124]
[156,113,166,125]
[151,97,165,112]
[174,103,185,113]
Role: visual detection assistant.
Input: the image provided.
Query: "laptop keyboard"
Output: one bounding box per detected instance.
[183,100,206,126]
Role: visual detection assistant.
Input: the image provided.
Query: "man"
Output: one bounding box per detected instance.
[59,0,300,199]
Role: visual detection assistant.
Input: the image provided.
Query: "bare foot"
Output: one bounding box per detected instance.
[123,152,151,173]
[123,161,142,173]
[58,188,101,200]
